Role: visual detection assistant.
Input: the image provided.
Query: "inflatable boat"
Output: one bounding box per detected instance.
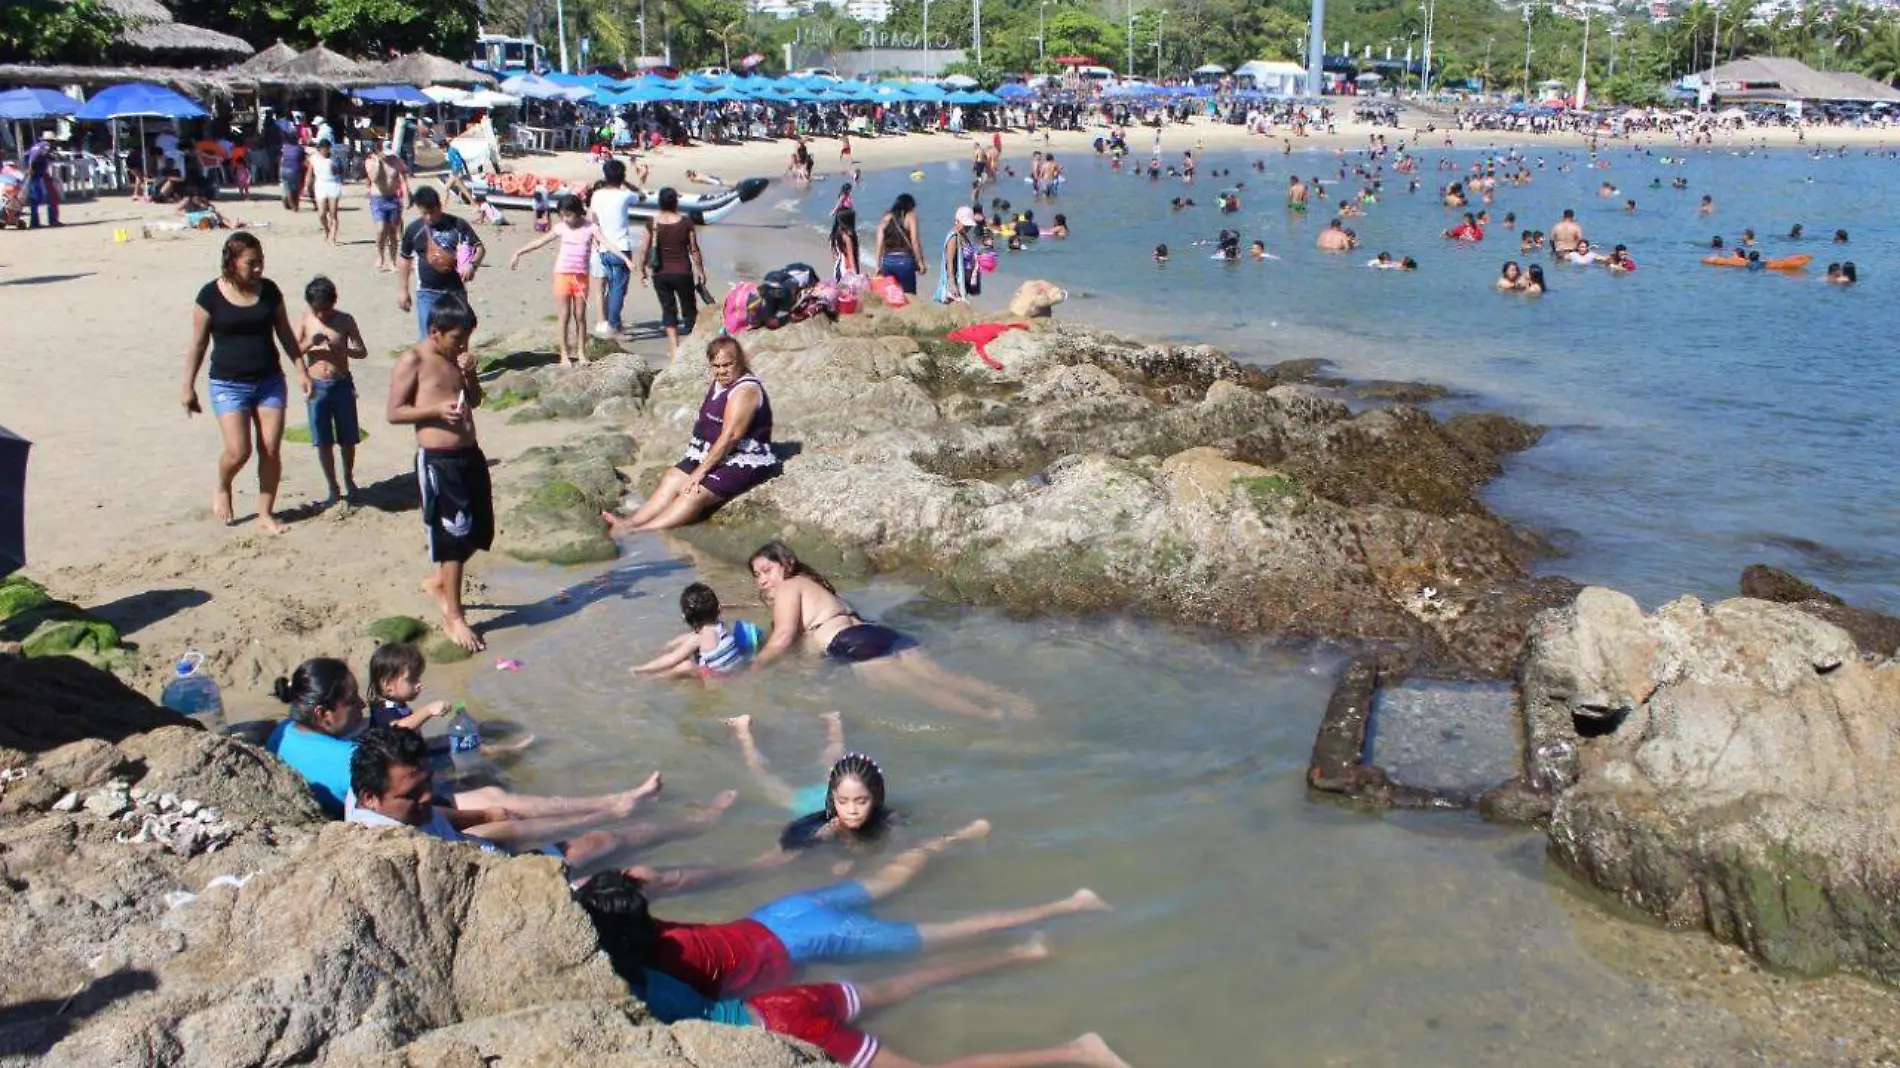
[1701,253,1812,270]
[469,177,771,225]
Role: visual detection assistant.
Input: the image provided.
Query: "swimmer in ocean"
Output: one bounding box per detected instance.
[1286,174,1308,213]
[1250,240,1270,260]
[1700,194,1715,214]
[1315,218,1353,252]
[1367,251,1396,269]
[1496,261,1524,291]
[1523,264,1548,294]
[1154,244,1168,263]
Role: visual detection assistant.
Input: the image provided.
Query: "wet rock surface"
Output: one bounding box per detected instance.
[625,315,1569,677]
[1527,588,1900,983]
[0,657,816,1067]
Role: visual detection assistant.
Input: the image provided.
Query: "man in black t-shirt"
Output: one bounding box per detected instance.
[397,186,485,339]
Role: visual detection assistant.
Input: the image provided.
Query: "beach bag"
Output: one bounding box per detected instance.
[424,228,458,274]
[757,269,802,319]
[976,250,998,273]
[722,282,758,335]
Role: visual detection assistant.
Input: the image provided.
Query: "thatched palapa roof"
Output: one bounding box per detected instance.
[96,0,255,59]
[0,62,234,100]
[369,52,497,87]
[276,43,369,79]
[231,41,299,74]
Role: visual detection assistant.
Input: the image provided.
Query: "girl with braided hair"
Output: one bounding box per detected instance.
[721,720,900,851]
[747,541,1036,721]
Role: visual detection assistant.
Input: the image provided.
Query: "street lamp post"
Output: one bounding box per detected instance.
[923,0,931,69]
[1127,0,1135,76]
[1156,8,1167,80]
[1306,0,1326,98]
[1522,2,1533,100]
[1419,0,1436,96]
[1484,35,1494,95]
[1039,1,1049,73]
[639,0,647,58]
[974,0,983,66]
[1578,5,1591,104]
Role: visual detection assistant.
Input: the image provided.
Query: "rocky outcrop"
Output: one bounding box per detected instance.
[0,654,190,755]
[625,311,1569,676]
[1528,588,1900,982]
[1738,564,1900,659]
[495,432,640,566]
[0,664,817,1067]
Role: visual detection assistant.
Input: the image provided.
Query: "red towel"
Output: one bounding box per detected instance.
[946,322,1027,370]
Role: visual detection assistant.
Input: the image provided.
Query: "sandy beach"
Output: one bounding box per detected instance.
[3,111,1894,707]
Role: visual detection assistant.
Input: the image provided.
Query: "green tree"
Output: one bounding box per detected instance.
[0,0,123,63]
[300,0,481,56]
[1858,23,1900,84]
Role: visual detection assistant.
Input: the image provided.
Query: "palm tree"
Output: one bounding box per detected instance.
[1858,23,1900,85]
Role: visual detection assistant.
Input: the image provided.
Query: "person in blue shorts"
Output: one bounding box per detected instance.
[571,818,1109,1000]
[584,871,1135,1068]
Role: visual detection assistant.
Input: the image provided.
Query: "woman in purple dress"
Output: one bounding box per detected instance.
[603,337,778,534]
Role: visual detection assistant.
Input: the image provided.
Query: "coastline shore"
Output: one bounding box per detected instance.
[4,111,1900,1062]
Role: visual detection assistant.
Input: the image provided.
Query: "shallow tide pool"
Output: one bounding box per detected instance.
[465,544,1803,1066]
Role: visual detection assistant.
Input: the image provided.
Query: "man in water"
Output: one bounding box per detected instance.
[1550,209,1583,256]
[1315,218,1353,252]
[1286,174,1308,214]
[364,141,410,273]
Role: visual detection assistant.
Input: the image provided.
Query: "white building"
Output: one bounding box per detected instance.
[840,0,894,21]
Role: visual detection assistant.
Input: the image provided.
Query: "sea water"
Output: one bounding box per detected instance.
[458,143,1900,1061]
[789,142,1900,612]
[469,551,1823,1065]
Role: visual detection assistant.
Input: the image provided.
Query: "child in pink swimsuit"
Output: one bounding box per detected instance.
[509,193,635,366]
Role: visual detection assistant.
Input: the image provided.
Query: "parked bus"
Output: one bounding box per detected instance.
[472,33,547,76]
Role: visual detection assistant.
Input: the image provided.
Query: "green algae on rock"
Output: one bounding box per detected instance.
[487,432,640,566]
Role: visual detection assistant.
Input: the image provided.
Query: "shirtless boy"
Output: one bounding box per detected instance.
[296,275,368,505]
[387,295,490,652]
[365,142,410,272]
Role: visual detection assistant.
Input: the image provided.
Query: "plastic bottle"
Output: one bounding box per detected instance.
[160,650,225,735]
[446,703,483,772]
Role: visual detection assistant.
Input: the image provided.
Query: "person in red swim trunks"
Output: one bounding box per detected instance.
[595,819,1108,999]
[584,872,1134,1068]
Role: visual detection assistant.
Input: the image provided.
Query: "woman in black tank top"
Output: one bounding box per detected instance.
[872,193,926,295]
[638,187,707,363]
[180,231,309,533]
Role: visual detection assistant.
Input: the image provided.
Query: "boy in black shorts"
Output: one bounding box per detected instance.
[386,295,489,652]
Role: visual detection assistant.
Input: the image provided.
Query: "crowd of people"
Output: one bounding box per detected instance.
[144,88,1890,1065]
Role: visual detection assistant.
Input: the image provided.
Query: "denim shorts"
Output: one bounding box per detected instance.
[208,374,288,417]
[748,881,922,964]
[306,376,360,448]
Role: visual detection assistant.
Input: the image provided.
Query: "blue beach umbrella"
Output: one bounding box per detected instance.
[0,87,78,120]
[75,82,207,120]
[353,84,431,106]
[996,83,1034,100]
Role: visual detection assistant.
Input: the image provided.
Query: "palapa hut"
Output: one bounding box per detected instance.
[369,52,497,88]
[98,0,254,64]
[274,43,371,82]
[230,41,300,75]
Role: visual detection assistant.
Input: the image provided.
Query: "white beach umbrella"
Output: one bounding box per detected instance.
[423,85,471,104]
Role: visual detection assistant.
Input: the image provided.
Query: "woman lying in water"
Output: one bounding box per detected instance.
[747,541,1036,721]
